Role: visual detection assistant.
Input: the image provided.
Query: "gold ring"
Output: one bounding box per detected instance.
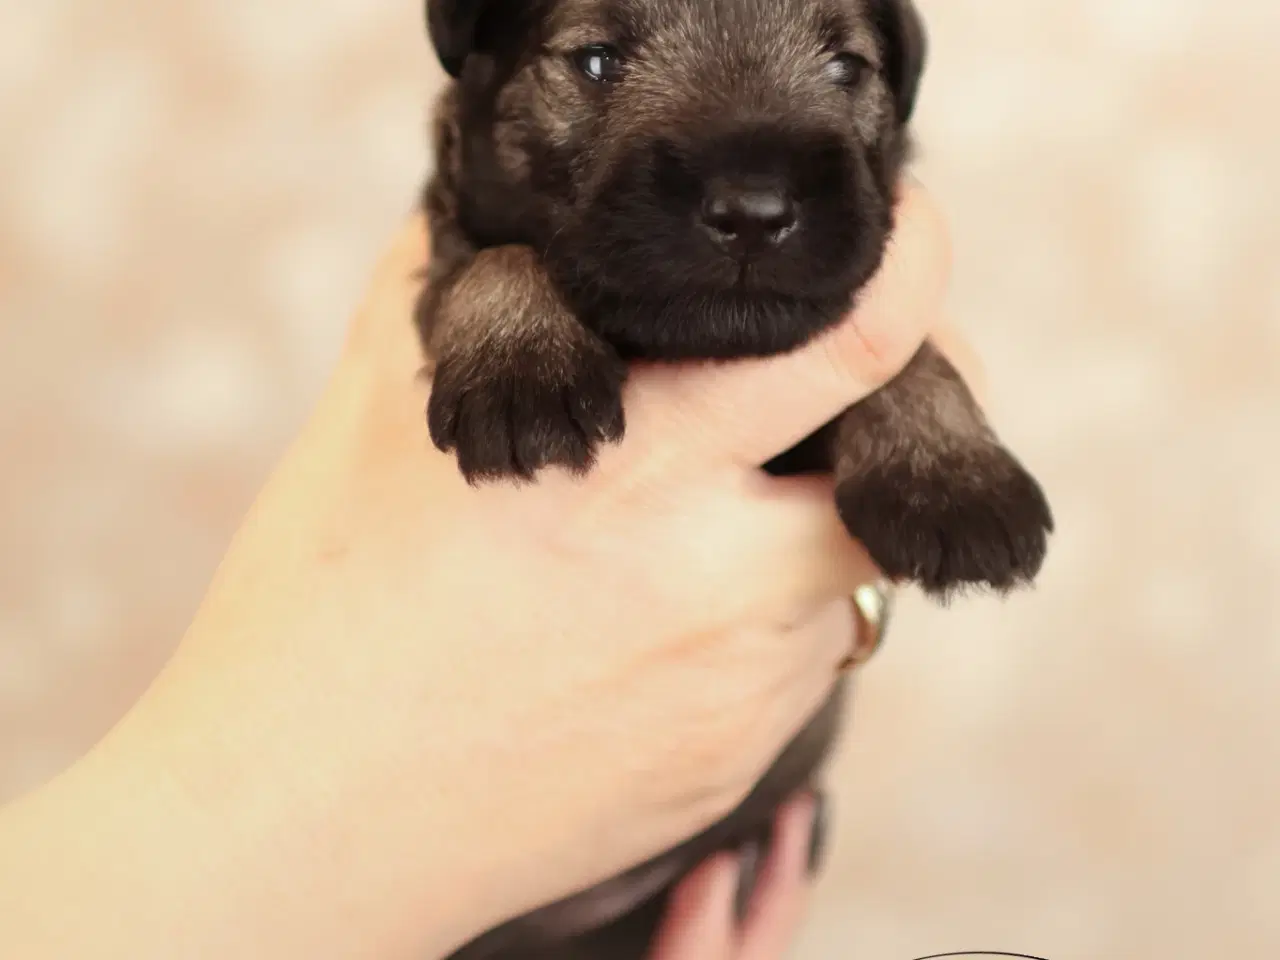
[837,579,895,673]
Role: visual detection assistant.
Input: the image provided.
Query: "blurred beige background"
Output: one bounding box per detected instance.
[1,2,1278,958]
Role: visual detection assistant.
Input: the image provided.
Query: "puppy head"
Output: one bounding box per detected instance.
[428,0,926,358]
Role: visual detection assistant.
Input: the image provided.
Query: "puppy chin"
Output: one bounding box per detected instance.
[574,288,853,360]
[551,232,886,360]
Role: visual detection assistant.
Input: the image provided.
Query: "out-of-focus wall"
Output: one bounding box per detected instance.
[1,3,1277,958]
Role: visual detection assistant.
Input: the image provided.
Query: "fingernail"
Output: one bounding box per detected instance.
[807,790,830,878]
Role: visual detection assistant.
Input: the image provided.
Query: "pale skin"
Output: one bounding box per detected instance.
[0,182,971,960]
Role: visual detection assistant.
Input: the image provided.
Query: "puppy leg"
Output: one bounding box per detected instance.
[833,341,1053,598]
[418,244,627,483]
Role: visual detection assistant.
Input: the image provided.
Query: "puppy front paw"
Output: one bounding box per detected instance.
[427,332,627,483]
[835,443,1054,599]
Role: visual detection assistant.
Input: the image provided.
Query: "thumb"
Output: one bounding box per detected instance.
[624,181,951,470]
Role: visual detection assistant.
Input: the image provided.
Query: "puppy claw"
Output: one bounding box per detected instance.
[836,445,1054,600]
[427,339,626,484]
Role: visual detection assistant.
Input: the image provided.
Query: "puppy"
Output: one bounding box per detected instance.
[416,1,1054,957]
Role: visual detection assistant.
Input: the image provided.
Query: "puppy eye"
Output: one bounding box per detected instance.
[823,52,872,89]
[572,44,626,83]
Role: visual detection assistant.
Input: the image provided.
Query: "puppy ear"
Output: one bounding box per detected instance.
[874,0,928,124]
[425,0,488,77]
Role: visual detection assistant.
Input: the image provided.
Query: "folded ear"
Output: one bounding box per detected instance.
[426,0,488,77]
[873,0,928,124]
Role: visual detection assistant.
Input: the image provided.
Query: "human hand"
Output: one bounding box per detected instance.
[8,181,964,960]
[146,180,955,956]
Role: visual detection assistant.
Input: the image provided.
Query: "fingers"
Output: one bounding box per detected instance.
[737,794,819,960]
[724,600,855,806]
[623,181,952,470]
[728,475,881,619]
[647,853,741,960]
[648,794,819,960]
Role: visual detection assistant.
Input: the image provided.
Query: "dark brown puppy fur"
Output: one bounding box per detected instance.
[417,1,1053,956]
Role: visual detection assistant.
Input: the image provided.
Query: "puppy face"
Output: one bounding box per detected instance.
[431,0,926,358]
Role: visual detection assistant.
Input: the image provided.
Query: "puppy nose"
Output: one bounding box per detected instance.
[700,180,797,248]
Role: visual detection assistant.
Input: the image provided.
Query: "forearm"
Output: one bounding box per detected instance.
[0,735,253,957]
[0,620,495,960]
[0,368,622,960]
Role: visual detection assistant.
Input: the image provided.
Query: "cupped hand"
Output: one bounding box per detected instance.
[80,181,960,959]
